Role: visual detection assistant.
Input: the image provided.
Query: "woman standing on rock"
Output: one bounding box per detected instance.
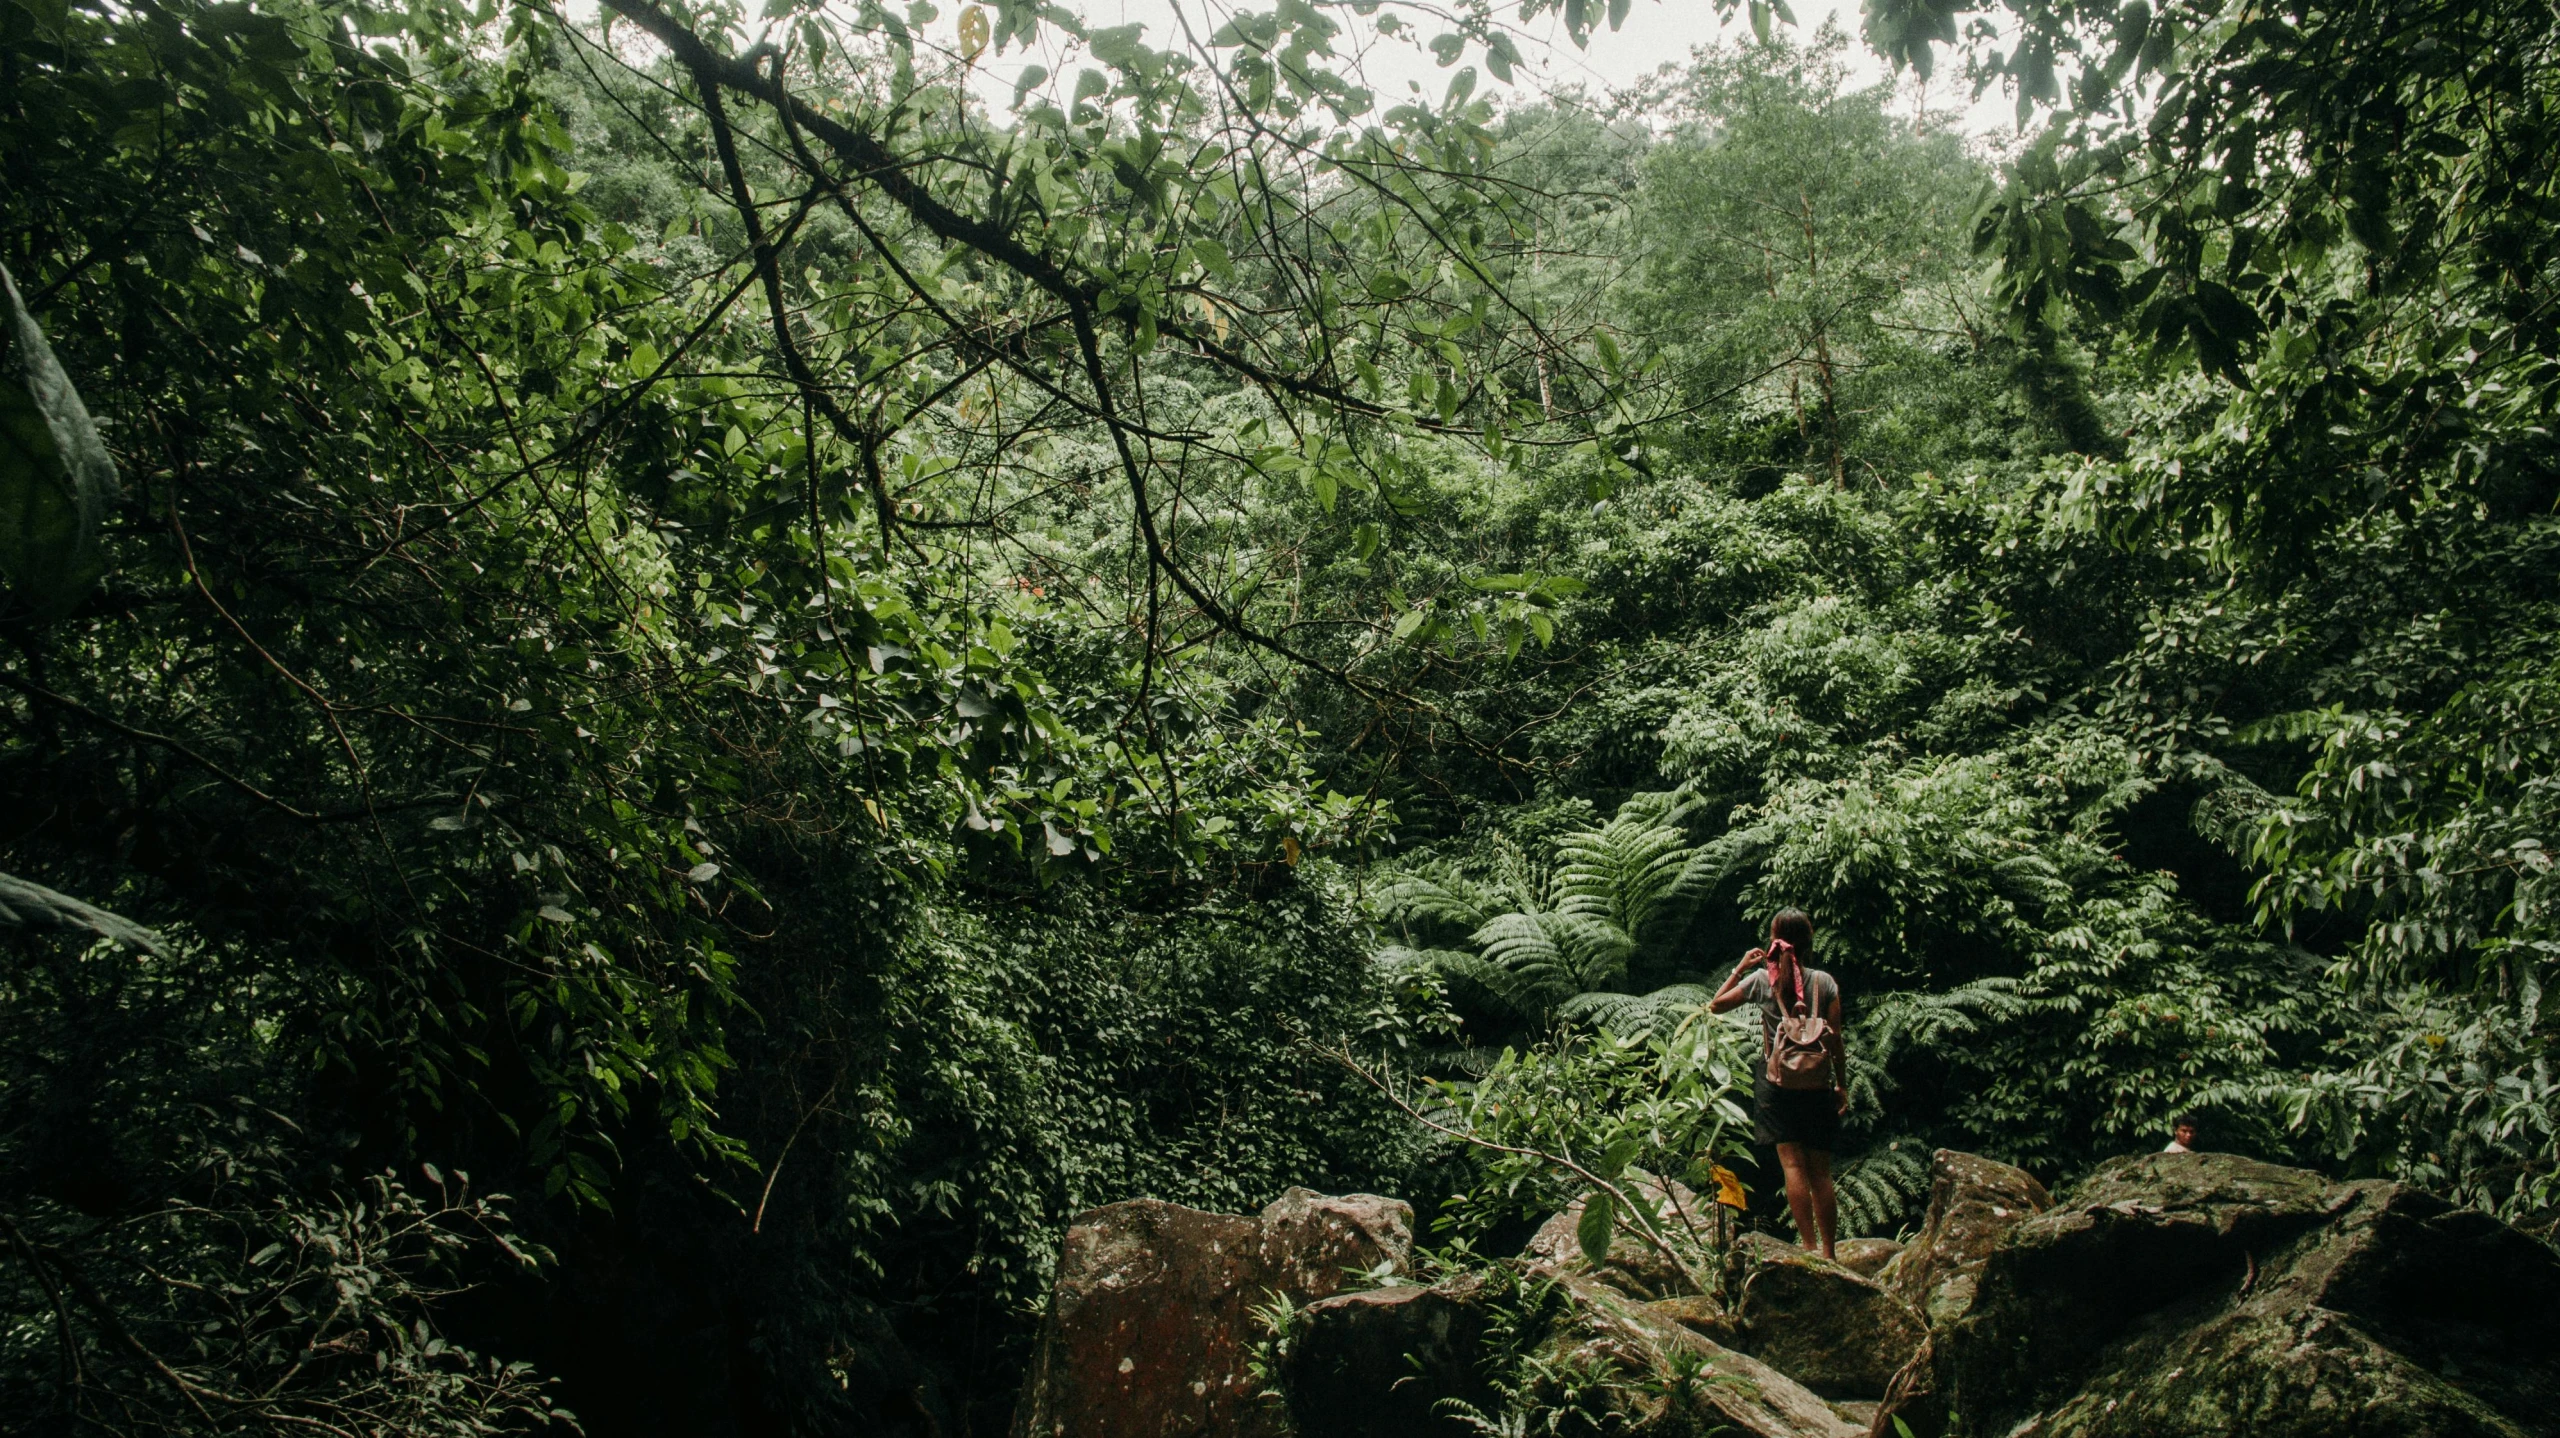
[1708,908,1846,1258]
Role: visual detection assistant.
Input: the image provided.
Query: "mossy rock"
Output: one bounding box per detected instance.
[1931,1153,2560,1438]
[1734,1239,1925,1400]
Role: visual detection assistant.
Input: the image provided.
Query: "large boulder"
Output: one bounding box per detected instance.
[1733,1235,1926,1400]
[1876,1150,2053,1327]
[1284,1266,1863,1438]
[1009,1189,1412,1438]
[1864,1150,2052,1438]
[1930,1152,2560,1438]
[1280,1275,1495,1438]
[1556,1273,1868,1438]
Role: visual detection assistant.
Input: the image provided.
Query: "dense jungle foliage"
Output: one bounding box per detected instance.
[3,0,2555,1431]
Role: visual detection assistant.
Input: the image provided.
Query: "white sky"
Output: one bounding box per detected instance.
[564,0,2025,141]
[965,0,2022,139]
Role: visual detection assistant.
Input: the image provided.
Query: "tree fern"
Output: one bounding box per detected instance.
[1856,978,2059,1069]
[1475,910,1635,1003]
[1375,944,1483,980]
[1374,793,1720,1025]
[1555,810,1701,944]
[1835,1137,1933,1238]
[1559,984,1718,1042]
[1378,865,1510,934]
[1433,947,1577,1023]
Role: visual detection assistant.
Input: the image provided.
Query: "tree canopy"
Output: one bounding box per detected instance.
[4,0,2555,1432]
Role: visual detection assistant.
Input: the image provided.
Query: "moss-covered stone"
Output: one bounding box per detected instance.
[1555,1274,1865,1438]
[1285,1264,1859,1438]
[1735,1240,1925,1399]
[1283,1276,1493,1438]
[1008,1190,1411,1438]
[1876,1149,2053,1328]
[1932,1153,2560,1438]
[1834,1238,1903,1278]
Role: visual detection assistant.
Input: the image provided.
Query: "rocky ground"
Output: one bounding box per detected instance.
[1007,1152,2560,1438]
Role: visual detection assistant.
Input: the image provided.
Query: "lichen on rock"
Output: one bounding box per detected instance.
[1732,1235,1926,1400]
[1928,1152,2560,1438]
[1007,1188,1411,1438]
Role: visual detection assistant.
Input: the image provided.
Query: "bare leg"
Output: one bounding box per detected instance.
[1775,1143,1817,1251]
[1803,1147,1838,1260]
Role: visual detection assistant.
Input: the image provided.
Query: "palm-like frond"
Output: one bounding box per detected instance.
[1485,834,1551,913]
[1374,944,1483,977]
[1431,949,1573,1021]
[1555,814,1698,944]
[1559,983,1717,1041]
[1856,978,2059,1068]
[1471,910,1634,1008]
[1372,792,1721,1025]
[1613,789,1705,829]
[1835,1138,1933,1238]
[1378,865,1510,933]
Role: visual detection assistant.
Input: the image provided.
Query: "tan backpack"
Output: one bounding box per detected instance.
[1764,960,1834,1091]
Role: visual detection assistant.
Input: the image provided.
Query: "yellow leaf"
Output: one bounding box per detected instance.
[1711,1165,1747,1210]
[957,5,989,63]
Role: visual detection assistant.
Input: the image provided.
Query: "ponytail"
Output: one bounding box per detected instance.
[1767,908,1815,1013]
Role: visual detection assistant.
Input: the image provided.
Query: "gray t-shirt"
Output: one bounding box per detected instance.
[1733,965,1839,1059]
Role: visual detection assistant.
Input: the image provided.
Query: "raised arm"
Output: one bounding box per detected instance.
[1707,949,1766,1014]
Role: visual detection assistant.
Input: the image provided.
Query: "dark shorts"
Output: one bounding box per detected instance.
[1753,1074,1840,1151]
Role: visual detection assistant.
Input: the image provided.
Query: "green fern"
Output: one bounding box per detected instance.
[1835,1138,1932,1238]
[1377,793,1724,1025]
[1856,977,2059,1069]
[1555,803,1709,941]
[1379,863,1515,934]
[1559,984,1717,1042]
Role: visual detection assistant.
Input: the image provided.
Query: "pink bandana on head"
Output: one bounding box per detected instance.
[1765,937,1806,1012]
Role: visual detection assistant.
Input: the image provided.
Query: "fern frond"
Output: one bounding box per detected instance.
[1471,911,1567,978]
[1373,792,1716,1027]
[1835,1138,1933,1238]
[1692,820,1781,889]
[1430,949,1565,1021]
[1374,944,1483,977]
[1379,866,1508,932]
[1471,912,1633,1011]
[1663,841,1743,912]
[1555,816,1695,941]
[1612,787,1706,831]
[1488,834,1554,914]
[1560,984,1716,1041]
[1855,978,2055,1068]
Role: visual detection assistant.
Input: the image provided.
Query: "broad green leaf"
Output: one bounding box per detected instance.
[1576,1188,1616,1264]
[0,261,117,618]
[0,871,165,955]
[1597,1136,1640,1179]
